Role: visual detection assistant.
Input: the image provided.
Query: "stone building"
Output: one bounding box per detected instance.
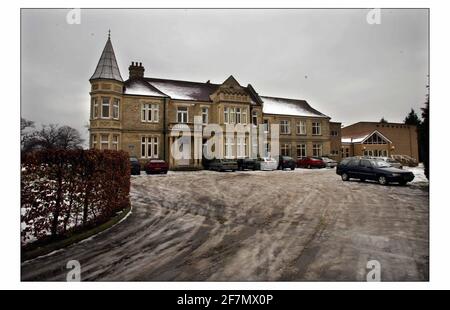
[341,121,419,160]
[89,35,340,169]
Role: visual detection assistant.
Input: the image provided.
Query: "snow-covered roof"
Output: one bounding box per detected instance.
[90,38,123,81]
[146,78,218,101]
[260,96,329,118]
[341,130,392,144]
[124,80,167,97]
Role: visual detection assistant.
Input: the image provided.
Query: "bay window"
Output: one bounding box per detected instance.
[113,98,120,119]
[101,97,110,118]
[100,134,109,150]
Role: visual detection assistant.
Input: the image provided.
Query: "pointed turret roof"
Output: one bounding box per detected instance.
[90,34,123,81]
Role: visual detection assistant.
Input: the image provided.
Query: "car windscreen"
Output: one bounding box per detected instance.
[372,160,392,168]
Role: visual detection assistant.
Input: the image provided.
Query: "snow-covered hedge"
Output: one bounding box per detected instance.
[21,149,130,246]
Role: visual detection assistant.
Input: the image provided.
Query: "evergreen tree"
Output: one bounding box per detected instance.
[404,109,421,126]
[380,117,388,123]
[421,87,429,179]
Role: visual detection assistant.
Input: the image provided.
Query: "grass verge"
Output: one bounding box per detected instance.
[21,206,131,262]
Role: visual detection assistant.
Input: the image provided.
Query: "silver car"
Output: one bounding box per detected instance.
[380,157,403,169]
[321,156,338,168]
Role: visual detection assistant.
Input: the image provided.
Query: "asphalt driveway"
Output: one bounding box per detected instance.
[21,168,429,281]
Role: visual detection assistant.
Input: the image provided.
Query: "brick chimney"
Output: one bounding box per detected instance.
[128,61,145,79]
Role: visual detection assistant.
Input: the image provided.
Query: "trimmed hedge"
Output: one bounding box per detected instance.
[21,149,130,246]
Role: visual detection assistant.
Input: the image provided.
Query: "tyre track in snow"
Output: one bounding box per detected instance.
[21,169,428,281]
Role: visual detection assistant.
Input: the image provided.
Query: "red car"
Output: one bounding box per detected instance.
[297,156,326,169]
[145,159,169,174]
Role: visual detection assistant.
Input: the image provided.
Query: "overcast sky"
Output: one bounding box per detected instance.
[21,9,428,145]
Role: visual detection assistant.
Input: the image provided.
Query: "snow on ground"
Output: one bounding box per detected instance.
[22,168,429,281]
[404,163,428,184]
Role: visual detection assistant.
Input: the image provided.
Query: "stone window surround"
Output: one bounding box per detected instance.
[91,132,121,150]
[91,95,122,120]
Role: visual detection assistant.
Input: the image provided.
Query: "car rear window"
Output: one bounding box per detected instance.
[360,159,372,168]
[348,159,360,167]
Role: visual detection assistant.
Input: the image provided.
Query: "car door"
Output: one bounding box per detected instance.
[346,159,360,178]
[359,159,374,180]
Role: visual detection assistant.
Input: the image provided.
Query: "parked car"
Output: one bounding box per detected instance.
[129,157,141,175]
[336,157,414,185]
[277,156,296,170]
[256,157,278,171]
[145,159,169,174]
[237,158,258,171]
[320,156,338,168]
[208,159,238,172]
[297,156,326,169]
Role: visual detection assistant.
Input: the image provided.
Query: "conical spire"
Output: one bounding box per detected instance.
[90,33,123,81]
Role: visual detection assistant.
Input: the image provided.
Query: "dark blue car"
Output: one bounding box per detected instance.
[336,157,414,185]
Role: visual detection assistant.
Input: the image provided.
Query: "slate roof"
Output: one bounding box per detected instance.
[261,96,329,118]
[90,38,123,81]
[123,76,328,119]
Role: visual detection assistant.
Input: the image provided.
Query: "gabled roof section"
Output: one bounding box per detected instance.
[261,96,329,118]
[221,75,241,89]
[341,130,392,144]
[90,37,123,82]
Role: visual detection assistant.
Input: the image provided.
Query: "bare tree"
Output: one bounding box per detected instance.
[57,125,84,150]
[23,123,84,152]
[20,118,35,150]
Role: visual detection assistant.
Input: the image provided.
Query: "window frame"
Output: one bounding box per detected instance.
[91,134,97,149]
[296,144,306,158]
[280,120,290,134]
[252,110,258,126]
[112,135,119,151]
[100,134,109,150]
[92,98,98,119]
[112,98,120,120]
[177,106,188,123]
[141,136,159,159]
[296,120,306,135]
[101,97,110,119]
[201,107,209,124]
[312,143,323,156]
[312,122,322,135]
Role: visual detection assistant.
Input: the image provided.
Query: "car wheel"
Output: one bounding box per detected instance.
[399,180,407,186]
[378,175,388,185]
[360,178,366,182]
[291,167,295,170]
[341,173,349,181]
[307,164,311,169]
